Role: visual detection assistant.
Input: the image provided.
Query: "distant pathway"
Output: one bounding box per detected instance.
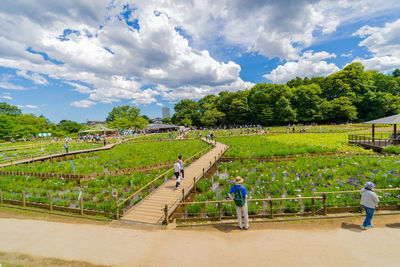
[0,144,115,168]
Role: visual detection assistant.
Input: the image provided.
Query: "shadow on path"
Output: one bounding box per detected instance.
[341,222,362,233]
[386,223,400,229]
[212,224,239,233]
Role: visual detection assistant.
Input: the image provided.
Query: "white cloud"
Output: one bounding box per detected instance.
[17,104,38,109]
[264,51,339,83]
[156,102,163,107]
[354,18,400,73]
[65,81,94,94]
[16,70,48,85]
[0,94,12,100]
[0,0,399,106]
[70,99,96,108]
[0,75,27,90]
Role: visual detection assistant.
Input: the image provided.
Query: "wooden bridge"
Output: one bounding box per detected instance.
[0,144,115,168]
[120,139,228,225]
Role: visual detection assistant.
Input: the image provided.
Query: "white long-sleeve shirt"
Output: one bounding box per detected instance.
[174,162,181,173]
[360,189,379,209]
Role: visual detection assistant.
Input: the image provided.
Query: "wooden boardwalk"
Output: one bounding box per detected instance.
[121,139,228,225]
[0,144,115,168]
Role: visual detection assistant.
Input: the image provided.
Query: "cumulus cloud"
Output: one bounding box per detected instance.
[0,0,399,107]
[264,51,339,83]
[354,18,400,73]
[70,99,96,108]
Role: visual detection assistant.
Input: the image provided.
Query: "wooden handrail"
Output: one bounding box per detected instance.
[168,196,323,206]
[117,142,213,208]
[314,188,400,194]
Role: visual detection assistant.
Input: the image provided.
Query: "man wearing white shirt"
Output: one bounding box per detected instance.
[174,160,181,188]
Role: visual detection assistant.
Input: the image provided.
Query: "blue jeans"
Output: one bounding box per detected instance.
[174,172,180,187]
[362,205,375,227]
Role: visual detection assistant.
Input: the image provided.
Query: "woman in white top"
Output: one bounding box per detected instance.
[360,182,379,230]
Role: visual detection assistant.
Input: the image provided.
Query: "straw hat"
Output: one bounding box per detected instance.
[234,176,244,184]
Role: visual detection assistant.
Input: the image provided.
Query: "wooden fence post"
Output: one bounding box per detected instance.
[193,177,196,194]
[312,198,315,216]
[80,196,84,216]
[218,202,222,221]
[49,193,53,211]
[202,168,205,179]
[0,189,2,204]
[270,199,274,219]
[323,194,327,215]
[115,195,119,220]
[182,188,185,202]
[22,191,26,207]
[164,204,169,225]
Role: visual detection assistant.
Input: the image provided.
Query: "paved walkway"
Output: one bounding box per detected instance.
[0,144,115,168]
[121,139,228,224]
[1,216,400,267]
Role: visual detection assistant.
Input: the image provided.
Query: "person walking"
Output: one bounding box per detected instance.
[174,159,181,188]
[178,155,184,179]
[360,181,379,230]
[64,141,69,153]
[228,176,249,230]
[103,136,107,146]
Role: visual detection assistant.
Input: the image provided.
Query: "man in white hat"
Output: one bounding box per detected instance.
[229,176,249,230]
[360,181,379,230]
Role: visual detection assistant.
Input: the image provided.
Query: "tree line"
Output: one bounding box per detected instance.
[0,104,149,140]
[171,63,400,127]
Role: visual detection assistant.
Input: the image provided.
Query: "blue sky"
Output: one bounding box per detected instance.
[0,0,400,123]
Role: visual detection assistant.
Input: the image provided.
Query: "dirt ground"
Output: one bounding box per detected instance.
[1,207,400,267]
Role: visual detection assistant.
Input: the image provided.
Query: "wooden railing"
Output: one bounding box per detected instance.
[116,143,215,218]
[163,196,324,225]
[348,134,398,148]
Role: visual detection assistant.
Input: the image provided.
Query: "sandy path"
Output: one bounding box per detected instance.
[1,215,400,267]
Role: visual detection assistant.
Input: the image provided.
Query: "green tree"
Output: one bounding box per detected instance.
[201,109,225,126]
[393,68,400,78]
[0,114,16,139]
[0,102,22,116]
[58,120,83,133]
[172,100,201,126]
[106,105,140,123]
[274,96,296,124]
[291,84,322,122]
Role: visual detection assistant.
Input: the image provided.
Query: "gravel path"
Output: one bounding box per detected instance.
[1,214,400,267]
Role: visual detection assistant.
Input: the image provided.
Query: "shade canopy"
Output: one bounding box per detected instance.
[363,114,400,125]
[146,124,179,131]
[79,124,116,133]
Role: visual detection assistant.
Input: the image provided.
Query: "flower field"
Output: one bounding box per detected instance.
[216,133,367,158]
[2,139,210,174]
[0,168,169,216]
[183,154,400,217]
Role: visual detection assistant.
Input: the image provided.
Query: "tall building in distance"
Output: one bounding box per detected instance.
[162,107,170,119]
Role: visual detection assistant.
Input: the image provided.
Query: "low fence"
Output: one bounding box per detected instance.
[164,188,400,225]
[221,151,364,162]
[0,189,114,218]
[0,161,175,182]
[164,196,324,225]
